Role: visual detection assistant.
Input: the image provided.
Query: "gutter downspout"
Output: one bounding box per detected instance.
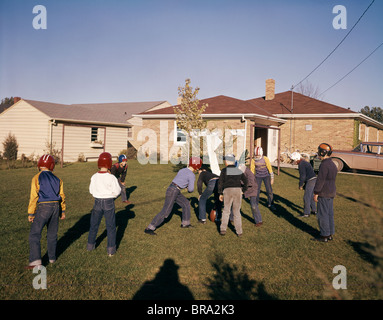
[242,115,247,160]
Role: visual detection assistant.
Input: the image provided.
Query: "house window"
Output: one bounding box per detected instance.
[127,127,133,140]
[91,127,98,142]
[174,122,187,144]
[305,124,312,131]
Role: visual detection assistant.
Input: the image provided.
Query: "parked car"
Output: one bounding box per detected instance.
[330,142,383,172]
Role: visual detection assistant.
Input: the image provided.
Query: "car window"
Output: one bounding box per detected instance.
[361,144,379,154]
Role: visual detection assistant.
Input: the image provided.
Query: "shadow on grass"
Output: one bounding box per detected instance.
[206,254,278,300]
[132,258,194,300]
[348,240,379,266]
[44,203,135,263]
[260,191,319,238]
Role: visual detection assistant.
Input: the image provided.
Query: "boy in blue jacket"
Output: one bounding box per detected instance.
[27,155,66,269]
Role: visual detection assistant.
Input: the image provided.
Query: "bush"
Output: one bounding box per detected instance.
[2,133,18,168]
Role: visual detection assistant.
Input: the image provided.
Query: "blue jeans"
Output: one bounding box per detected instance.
[198,179,220,220]
[256,175,273,207]
[317,197,335,237]
[303,178,317,215]
[249,196,262,223]
[29,202,60,265]
[87,198,116,255]
[148,184,191,230]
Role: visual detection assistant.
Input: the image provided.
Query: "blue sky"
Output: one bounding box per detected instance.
[0,0,382,111]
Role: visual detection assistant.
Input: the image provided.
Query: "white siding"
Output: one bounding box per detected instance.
[52,124,129,162]
[0,101,50,159]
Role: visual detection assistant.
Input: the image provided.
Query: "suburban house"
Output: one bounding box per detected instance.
[133,79,383,167]
[247,80,383,155]
[0,98,170,163]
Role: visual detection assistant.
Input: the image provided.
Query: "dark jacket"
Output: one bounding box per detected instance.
[298,160,316,188]
[243,167,258,198]
[197,170,219,195]
[110,162,128,182]
[218,165,248,195]
[314,158,337,198]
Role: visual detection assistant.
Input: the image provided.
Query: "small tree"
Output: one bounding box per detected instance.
[174,79,208,159]
[174,78,208,133]
[2,132,18,168]
[359,106,383,124]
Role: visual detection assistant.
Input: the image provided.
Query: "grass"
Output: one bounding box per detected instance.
[0,160,382,300]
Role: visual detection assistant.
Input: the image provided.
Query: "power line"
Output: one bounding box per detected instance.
[292,0,375,89]
[318,41,383,97]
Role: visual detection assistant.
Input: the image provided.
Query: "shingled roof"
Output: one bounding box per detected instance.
[138,95,285,123]
[247,91,356,115]
[23,99,167,125]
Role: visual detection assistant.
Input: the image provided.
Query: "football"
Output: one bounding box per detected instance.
[209,209,216,222]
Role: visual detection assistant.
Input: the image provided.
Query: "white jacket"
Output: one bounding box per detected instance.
[89,172,121,199]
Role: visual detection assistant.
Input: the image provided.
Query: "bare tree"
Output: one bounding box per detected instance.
[295,80,322,99]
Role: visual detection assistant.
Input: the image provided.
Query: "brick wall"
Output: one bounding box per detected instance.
[279,118,356,154]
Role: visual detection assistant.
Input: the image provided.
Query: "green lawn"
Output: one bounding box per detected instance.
[0,161,382,300]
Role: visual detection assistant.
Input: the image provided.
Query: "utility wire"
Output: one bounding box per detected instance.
[318,41,383,97]
[292,0,375,89]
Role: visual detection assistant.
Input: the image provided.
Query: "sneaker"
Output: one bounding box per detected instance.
[220,231,226,236]
[302,214,310,218]
[144,228,157,235]
[180,224,194,228]
[123,200,132,204]
[254,222,263,227]
[311,211,317,215]
[311,236,328,242]
[108,253,114,257]
[268,205,276,211]
[198,219,206,224]
[328,235,333,241]
[237,233,242,238]
[49,260,56,264]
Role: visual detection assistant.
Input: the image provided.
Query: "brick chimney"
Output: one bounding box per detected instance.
[265,79,275,100]
[14,97,21,104]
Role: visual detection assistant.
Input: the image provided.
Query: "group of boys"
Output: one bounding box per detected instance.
[26,143,337,268]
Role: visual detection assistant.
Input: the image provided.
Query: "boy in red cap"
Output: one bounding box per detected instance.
[27,154,66,269]
[144,157,202,235]
[87,152,121,256]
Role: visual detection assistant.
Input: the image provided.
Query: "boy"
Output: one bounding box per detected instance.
[197,165,221,224]
[218,154,248,237]
[290,152,317,217]
[250,147,276,210]
[313,143,338,242]
[144,157,202,235]
[27,154,66,269]
[87,152,121,256]
[111,154,131,204]
[239,163,262,226]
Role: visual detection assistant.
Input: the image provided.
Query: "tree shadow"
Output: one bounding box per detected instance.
[132,258,194,300]
[206,254,278,300]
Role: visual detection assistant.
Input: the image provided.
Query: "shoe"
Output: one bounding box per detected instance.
[268,205,276,211]
[237,233,242,238]
[254,222,263,227]
[49,260,56,264]
[181,224,194,228]
[144,228,157,235]
[312,236,328,242]
[198,219,206,224]
[302,214,310,218]
[108,253,114,257]
[328,235,333,241]
[220,231,226,236]
[25,264,43,270]
[311,211,317,215]
[123,200,132,204]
